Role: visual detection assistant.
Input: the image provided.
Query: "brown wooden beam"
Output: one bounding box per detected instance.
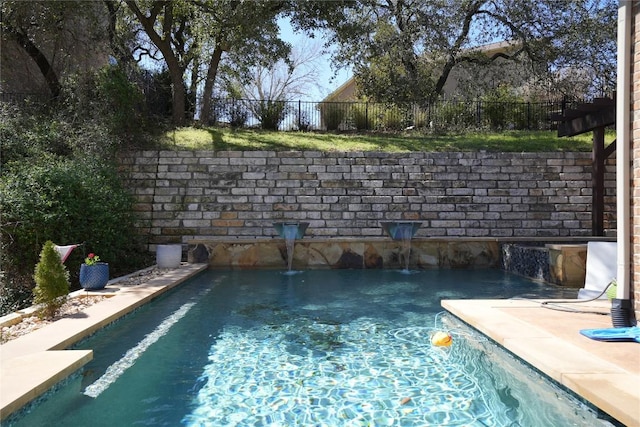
[592,127,605,236]
[558,108,615,137]
[604,139,616,158]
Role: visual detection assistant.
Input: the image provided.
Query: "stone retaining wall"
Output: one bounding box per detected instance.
[118,150,616,245]
[188,238,500,270]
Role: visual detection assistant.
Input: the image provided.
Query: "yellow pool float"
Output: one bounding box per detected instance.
[431,331,453,347]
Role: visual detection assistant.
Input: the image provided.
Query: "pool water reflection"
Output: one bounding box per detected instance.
[9,269,610,426]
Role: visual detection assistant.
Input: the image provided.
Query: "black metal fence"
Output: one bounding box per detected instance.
[201,97,576,132]
[2,91,576,133]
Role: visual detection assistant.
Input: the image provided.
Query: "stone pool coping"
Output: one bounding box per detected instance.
[443,299,640,427]
[0,263,208,422]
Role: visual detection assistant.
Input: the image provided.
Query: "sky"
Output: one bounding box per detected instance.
[278,19,352,101]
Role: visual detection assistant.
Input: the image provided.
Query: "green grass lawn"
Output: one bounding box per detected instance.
[159,127,615,152]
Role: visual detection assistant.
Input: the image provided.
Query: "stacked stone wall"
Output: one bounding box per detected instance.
[119,150,616,244]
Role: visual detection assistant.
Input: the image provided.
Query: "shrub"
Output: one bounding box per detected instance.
[0,73,141,167]
[33,241,70,319]
[319,103,347,131]
[483,100,509,129]
[482,85,525,130]
[96,66,144,137]
[0,68,153,316]
[433,100,476,131]
[0,104,74,167]
[379,105,406,131]
[0,272,32,316]
[256,100,288,131]
[349,104,375,131]
[295,110,312,131]
[60,66,145,146]
[0,156,150,308]
[409,108,429,129]
[227,101,249,128]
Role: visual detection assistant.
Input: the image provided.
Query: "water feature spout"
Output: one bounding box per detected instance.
[273,222,309,271]
[380,221,422,271]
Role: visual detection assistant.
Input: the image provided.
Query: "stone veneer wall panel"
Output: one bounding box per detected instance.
[188,238,501,270]
[119,150,616,245]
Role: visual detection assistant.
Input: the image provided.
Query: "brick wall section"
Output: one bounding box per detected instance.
[119,150,616,244]
[632,3,639,320]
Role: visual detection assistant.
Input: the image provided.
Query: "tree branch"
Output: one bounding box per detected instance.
[432,0,483,98]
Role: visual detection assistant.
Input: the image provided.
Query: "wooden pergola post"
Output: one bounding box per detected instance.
[552,96,615,236]
[592,126,605,236]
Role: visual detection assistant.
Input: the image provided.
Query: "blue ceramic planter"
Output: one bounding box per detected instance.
[79,263,109,290]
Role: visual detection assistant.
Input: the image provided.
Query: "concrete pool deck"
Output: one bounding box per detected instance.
[443,299,640,427]
[0,265,637,425]
[0,263,208,422]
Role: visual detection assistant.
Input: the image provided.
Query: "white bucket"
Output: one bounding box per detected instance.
[156,244,182,268]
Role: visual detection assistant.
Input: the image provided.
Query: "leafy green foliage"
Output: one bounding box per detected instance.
[348,104,374,131]
[96,67,144,137]
[433,101,477,132]
[319,103,347,131]
[0,271,32,316]
[33,241,69,319]
[1,157,148,285]
[0,104,73,167]
[256,100,289,130]
[60,66,146,147]
[0,67,151,169]
[379,105,414,131]
[321,0,616,103]
[228,104,250,128]
[482,86,525,130]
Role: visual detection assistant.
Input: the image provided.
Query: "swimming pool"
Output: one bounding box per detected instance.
[9,269,610,426]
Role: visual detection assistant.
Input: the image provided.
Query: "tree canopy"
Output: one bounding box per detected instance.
[191,0,290,125]
[308,0,616,104]
[3,0,617,123]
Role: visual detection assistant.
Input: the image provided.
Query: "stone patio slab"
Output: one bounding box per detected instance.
[442,298,640,427]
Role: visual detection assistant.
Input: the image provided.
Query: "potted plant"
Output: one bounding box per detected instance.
[79,253,109,290]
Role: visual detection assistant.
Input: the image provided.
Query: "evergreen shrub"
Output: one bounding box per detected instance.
[33,241,70,319]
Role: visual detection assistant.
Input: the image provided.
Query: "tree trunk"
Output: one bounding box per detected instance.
[170,74,187,126]
[124,1,187,125]
[5,26,61,99]
[200,45,225,126]
[188,56,200,122]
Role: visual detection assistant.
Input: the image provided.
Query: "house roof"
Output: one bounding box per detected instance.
[322,78,357,102]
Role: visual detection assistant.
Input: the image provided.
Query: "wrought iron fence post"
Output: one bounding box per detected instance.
[365,102,369,131]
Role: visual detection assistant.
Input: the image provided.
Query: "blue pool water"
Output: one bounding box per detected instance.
[9,269,611,426]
